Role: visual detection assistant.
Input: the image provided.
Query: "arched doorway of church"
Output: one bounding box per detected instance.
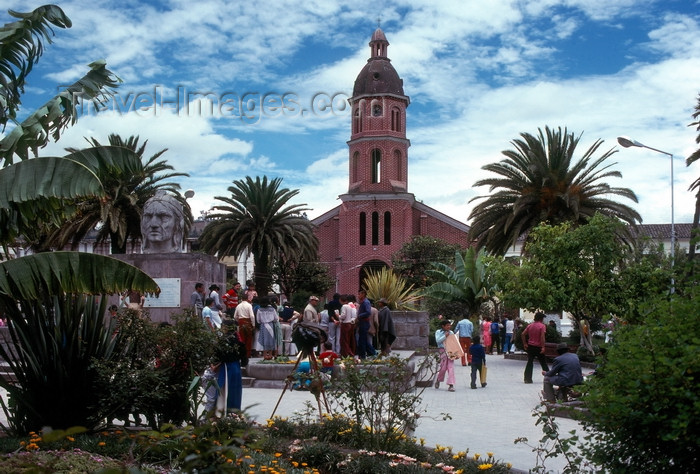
[358,259,389,291]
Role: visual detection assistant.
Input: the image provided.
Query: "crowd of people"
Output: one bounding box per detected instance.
[189,281,398,417]
[190,280,584,415]
[434,311,584,400]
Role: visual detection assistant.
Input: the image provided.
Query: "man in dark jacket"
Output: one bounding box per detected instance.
[542,343,584,402]
[377,298,396,355]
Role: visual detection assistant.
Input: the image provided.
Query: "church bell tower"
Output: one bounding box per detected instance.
[347,28,410,194]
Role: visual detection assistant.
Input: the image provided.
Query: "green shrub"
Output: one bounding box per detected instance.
[289,440,344,472]
[0,295,124,434]
[0,448,125,473]
[326,355,438,451]
[93,308,216,429]
[581,292,700,472]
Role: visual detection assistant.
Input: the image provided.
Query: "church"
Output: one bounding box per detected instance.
[312,28,470,293]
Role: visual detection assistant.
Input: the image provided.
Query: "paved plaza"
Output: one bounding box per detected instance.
[0,351,586,472]
[242,351,585,472]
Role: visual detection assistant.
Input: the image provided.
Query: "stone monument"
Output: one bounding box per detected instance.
[113,191,226,323]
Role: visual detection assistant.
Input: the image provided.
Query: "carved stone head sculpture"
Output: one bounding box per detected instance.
[141,191,185,253]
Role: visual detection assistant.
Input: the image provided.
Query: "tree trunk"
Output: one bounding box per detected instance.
[110,231,126,254]
[254,247,271,295]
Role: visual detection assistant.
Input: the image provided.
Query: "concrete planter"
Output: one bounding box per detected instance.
[391,311,429,351]
[544,342,580,360]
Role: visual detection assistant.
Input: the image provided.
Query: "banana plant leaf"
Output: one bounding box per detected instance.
[0,251,160,301]
[0,156,100,208]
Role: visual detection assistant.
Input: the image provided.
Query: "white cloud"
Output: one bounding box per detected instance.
[4,0,698,228]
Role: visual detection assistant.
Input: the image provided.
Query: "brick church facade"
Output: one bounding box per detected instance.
[312,28,470,294]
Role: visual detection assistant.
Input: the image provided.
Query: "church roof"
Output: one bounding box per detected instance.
[352,28,405,97]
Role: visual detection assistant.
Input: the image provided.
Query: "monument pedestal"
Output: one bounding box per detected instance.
[114,253,226,323]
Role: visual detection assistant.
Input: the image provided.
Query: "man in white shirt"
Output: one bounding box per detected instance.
[234,298,255,357]
[504,315,515,354]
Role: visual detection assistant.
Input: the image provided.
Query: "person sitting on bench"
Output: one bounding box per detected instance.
[542,343,583,402]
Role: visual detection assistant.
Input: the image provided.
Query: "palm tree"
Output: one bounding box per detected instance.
[422,248,494,316]
[469,126,642,255]
[200,176,318,294]
[686,94,700,263]
[40,134,191,254]
[1,5,120,165]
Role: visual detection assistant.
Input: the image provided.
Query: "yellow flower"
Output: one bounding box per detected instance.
[275,452,282,457]
[506,463,513,469]
[478,463,493,470]
[66,436,75,442]
[487,451,494,458]
[98,441,106,447]
[474,453,481,459]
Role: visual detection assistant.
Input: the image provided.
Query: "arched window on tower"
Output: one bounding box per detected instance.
[359,212,366,246]
[394,149,402,182]
[353,108,362,133]
[371,148,381,184]
[353,151,360,182]
[384,211,391,245]
[391,107,401,132]
[371,211,379,246]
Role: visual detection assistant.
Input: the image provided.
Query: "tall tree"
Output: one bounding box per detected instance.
[391,235,462,289]
[487,214,674,330]
[36,134,190,254]
[686,93,700,263]
[469,126,641,255]
[272,253,334,302]
[200,176,319,294]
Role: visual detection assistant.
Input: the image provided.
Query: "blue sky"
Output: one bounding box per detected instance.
[5,0,700,225]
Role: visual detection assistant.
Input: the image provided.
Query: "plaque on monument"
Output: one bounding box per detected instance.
[144,278,181,308]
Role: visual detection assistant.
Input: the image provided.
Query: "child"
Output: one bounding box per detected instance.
[202,297,222,330]
[201,363,220,417]
[319,341,339,375]
[469,335,487,389]
[435,319,456,392]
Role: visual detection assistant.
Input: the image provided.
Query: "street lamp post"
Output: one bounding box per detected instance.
[617,136,675,290]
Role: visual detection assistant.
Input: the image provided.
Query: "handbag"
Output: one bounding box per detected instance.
[480,363,488,385]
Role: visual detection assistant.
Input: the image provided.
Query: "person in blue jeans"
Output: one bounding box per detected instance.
[355,290,376,359]
[469,335,487,389]
[214,320,248,415]
[489,318,502,354]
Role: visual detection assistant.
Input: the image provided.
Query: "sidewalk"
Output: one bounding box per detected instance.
[242,351,584,472]
[0,352,584,472]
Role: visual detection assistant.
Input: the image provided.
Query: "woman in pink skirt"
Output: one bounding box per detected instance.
[481,317,492,354]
